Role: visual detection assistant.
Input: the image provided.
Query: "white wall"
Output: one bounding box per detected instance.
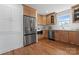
[0,4,23,54]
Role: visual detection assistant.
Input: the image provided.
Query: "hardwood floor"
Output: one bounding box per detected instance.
[2,38,79,55]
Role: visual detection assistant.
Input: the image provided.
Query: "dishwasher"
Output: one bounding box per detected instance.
[48,30,55,41]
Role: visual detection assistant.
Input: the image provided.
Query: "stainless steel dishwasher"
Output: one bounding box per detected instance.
[48,30,55,41]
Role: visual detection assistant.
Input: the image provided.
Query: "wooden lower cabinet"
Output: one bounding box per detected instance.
[38,34,43,40]
[55,31,79,45]
[68,32,76,44]
[61,31,69,43]
[58,31,64,42]
[55,31,61,41]
[38,30,48,40]
[55,31,68,43]
[43,30,48,39]
[68,31,79,45]
[76,32,79,45]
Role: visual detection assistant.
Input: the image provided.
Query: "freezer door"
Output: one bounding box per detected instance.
[23,36,30,46]
[28,35,32,44]
[24,35,32,46]
[31,34,36,43]
[23,34,36,46]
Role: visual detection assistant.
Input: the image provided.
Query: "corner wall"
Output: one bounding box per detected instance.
[0,4,23,54]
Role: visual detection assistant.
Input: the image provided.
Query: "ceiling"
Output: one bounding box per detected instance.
[28,4,75,15]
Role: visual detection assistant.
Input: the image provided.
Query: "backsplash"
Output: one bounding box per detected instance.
[37,25,48,31]
[49,23,79,30]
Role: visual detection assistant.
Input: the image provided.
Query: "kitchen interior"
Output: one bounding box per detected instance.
[0,4,79,55]
[23,4,79,55]
[25,4,79,45]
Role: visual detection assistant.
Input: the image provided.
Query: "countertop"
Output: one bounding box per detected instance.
[48,29,79,32]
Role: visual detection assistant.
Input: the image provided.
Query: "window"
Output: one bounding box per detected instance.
[58,15,70,21]
[57,14,70,26]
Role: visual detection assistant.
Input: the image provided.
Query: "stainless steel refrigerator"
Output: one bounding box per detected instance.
[23,15,36,46]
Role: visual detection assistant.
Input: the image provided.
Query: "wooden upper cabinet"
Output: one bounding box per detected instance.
[30,8,36,17]
[46,15,51,24]
[37,15,47,25]
[37,15,43,24]
[42,16,47,25]
[51,15,54,24]
[23,5,36,17]
[46,13,55,25]
[23,5,30,16]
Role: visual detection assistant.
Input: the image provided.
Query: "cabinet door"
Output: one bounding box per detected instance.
[37,15,40,24]
[37,15,47,25]
[30,8,36,17]
[68,32,77,44]
[69,32,79,45]
[55,31,68,42]
[37,15,43,24]
[75,32,79,45]
[43,30,48,39]
[46,15,55,24]
[23,5,36,17]
[63,31,69,42]
[23,6,30,16]
[46,15,51,24]
[55,31,60,41]
[58,31,64,42]
[60,31,68,42]
[42,16,46,25]
[51,16,54,24]
[57,31,64,42]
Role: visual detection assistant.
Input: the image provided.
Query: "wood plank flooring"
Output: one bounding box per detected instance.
[2,38,79,55]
